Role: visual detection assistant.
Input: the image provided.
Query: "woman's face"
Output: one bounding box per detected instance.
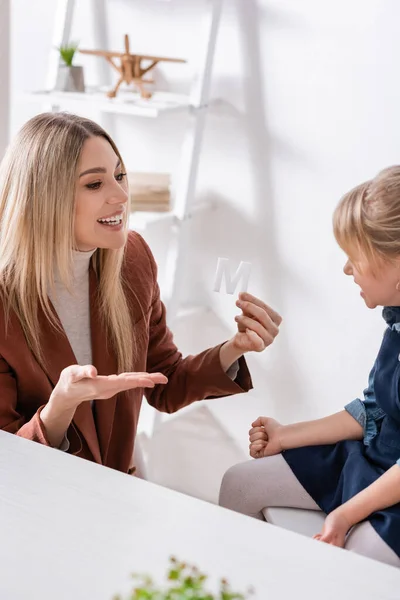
[74,136,128,251]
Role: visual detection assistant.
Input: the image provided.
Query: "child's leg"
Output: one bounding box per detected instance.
[345,522,400,567]
[219,454,320,519]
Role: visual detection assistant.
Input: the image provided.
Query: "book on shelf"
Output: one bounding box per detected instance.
[128,172,171,212]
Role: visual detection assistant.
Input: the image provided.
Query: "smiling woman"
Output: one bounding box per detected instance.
[0,112,282,476]
[75,138,128,251]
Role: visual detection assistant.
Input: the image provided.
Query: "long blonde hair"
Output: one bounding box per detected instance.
[333,166,400,268]
[0,112,135,372]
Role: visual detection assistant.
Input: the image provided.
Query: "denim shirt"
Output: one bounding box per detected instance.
[345,306,400,467]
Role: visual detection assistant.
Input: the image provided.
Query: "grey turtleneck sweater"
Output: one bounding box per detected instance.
[48,249,95,452]
[49,249,96,366]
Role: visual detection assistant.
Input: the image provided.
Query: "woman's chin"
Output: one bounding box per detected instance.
[96,230,128,250]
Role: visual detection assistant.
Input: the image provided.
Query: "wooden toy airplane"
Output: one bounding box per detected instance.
[79,34,186,99]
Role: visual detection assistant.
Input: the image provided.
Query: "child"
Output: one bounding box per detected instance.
[220,166,400,567]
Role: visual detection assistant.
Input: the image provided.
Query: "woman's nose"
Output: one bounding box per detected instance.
[108,184,128,205]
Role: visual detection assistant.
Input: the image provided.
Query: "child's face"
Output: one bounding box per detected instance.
[343,252,400,309]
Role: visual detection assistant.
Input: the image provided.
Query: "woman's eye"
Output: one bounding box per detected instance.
[115,172,127,182]
[86,181,102,190]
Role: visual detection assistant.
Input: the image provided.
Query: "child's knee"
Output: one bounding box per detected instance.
[219,460,253,507]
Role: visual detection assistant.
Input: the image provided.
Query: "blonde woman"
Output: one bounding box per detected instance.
[220,166,400,567]
[0,112,282,472]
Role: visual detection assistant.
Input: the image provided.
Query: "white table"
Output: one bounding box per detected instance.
[1,430,399,600]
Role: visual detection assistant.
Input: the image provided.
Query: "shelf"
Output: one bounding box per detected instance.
[18,87,193,118]
[129,210,177,231]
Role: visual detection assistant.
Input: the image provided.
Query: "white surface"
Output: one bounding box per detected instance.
[141,404,246,503]
[0,0,9,158]
[263,507,326,538]
[129,210,176,231]
[18,89,192,118]
[154,0,223,322]
[1,430,400,600]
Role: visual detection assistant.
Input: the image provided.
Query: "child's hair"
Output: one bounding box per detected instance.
[0,112,136,372]
[334,166,400,268]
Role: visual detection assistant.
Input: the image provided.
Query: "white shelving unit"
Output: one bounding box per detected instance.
[20,0,223,322]
[20,88,192,119]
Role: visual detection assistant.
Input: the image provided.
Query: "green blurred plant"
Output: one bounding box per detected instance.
[58,42,79,67]
[113,556,255,600]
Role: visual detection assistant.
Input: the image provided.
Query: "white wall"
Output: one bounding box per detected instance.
[11,0,400,450]
[0,0,9,157]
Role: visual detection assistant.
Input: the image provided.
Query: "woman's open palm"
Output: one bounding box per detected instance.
[51,364,168,410]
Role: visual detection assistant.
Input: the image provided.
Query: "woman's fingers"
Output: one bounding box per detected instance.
[235,315,275,347]
[98,372,168,385]
[237,304,280,340]
[237,293,282,326]
[90,371,169,398]
[65,364,98,383]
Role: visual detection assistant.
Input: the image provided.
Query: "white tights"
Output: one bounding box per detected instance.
[219,454,400,568]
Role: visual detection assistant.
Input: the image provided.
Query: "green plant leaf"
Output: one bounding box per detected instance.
[115,557,254,600]
[57,41,79,66]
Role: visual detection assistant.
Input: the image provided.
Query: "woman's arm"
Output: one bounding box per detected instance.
[1,358,167,450]
[39,399,76,449]
[144,278,253,414]
[40,365,167,448]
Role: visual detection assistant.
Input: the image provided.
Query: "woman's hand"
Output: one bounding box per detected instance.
[233,292,282,353]
[249,416,284,458]
[50,364,168,412]
[313,509,352,548]
[219,293,282,371]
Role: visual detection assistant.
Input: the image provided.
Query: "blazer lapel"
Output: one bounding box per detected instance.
[37,299,102,464]
[89,268,119,464]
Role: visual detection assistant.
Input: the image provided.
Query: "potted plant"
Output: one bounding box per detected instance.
[55,42,85,93]
[113,556,255,600]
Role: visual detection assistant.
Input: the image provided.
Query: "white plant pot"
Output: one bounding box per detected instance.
[55,65,85,93]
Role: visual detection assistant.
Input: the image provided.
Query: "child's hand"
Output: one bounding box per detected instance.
[249,416,283,458]
[313,509,352,548]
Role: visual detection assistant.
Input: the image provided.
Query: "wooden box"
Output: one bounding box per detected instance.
[128,172,171,212]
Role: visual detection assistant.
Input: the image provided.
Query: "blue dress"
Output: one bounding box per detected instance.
[283,306,400,556]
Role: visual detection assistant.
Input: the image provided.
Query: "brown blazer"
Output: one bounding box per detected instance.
[0,232,252,473]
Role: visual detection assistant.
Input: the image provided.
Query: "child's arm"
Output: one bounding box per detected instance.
[250,410,363,458]
[341,464,400,521]
[315,464,400,547]
[279,410,364,449]
[251,364,384,458]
